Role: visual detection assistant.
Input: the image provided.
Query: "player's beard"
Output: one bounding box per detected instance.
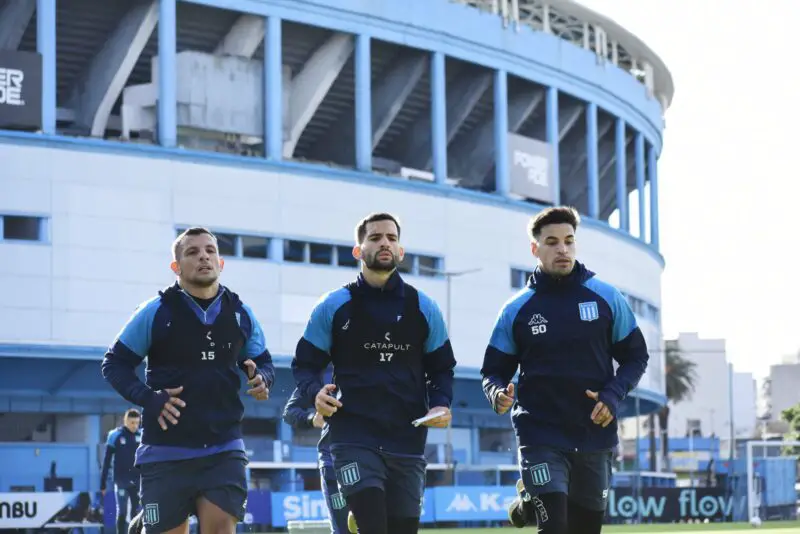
[364,249,398,272]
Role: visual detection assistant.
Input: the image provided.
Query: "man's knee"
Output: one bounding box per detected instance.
[346,486,388,534]
[531,492,568,534]
[566,500,604,534]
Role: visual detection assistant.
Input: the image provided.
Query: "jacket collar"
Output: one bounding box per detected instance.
[527,261,594,291]
[352,269,405,297]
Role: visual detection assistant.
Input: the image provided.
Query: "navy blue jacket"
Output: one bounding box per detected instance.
[101,283,275,464]
[291,271,456,455]
[100,426,141,490]
[282,386,333,470]
[481,262,649,452]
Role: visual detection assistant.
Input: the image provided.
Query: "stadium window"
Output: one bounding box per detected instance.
[284,240,306,263]
[309,243,333,265]
[417,255,440,277]
[2,215,45,241]
[397,253,415,274]
[336,245,358,268]
[215,233,237,257]
[242,236,269,259]
[510,268,533,289]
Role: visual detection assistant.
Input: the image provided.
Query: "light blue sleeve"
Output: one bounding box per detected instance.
[240,303,267,359]
[114,297,161,359]
[583,278,638,343]
[105,428,121,448]
[302,287,351,353]
[488,288,534,355]
[417,291,448,353]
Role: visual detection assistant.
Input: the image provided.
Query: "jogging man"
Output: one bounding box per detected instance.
[101,227,275,534]
[481,206,649,534]
[101,409,142,534]
[292,212,457,534]
[283,375,350,534]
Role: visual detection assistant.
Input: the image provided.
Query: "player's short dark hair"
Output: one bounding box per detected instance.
[172,227,217,260]
[124,409,141,419]
[354,213,402,244]
[527,206,580,240]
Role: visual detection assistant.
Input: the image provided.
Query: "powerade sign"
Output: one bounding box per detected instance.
[0,50,42,130]
[270,489,435,526]
[606,488,747,522]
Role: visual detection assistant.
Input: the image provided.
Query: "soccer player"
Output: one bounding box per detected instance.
[481,207,649,534]
[101,227,275,534]
[282,380,350,534]
[291,212,456,534]
[101,409,142,534]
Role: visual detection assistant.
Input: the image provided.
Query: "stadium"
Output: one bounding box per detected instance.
[0,0,796,532]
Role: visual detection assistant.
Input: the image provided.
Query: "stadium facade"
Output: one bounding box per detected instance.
[0,0,675,525]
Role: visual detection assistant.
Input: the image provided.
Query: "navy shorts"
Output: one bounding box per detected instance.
[519,446,612,512]
[139,450,248,533]
[332,445,426,518]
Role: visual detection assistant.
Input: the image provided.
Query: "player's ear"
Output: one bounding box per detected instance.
[219,257,225,271]
[397,245,405,264]
[530,240,539,258]
[170,260,180,275]
[352,245,362,261]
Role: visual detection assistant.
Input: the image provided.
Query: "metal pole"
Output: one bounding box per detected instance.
[634,395,641,524]
[445,273,453,485]
[746,441,754,520]
[728,362,735,459]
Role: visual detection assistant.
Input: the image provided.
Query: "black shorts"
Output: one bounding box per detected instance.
[139,450,248,533]
[519,446,612,511]
[332,445,426,518]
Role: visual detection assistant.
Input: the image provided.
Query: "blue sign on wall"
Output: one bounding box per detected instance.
[431,486,517,521]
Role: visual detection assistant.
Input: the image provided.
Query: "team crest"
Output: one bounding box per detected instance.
[529,463,551,486]
[339,462,361,486]
[330,492,347,510]
[120,438,126,445]
[578,301,599,322]
[143,504,160,525]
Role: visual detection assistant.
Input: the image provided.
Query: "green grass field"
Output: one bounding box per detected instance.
[417,522,800,533]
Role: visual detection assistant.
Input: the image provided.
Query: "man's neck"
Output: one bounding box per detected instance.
[361,268,393,289]
[179,280,219,300]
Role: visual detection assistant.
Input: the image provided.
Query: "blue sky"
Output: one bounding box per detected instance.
[578,0,800,378]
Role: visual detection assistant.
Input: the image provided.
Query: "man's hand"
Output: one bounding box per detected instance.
[312,412,325,429]
[242,359,269,401]
[101,489,106,498]
[315,384,342,417]
[421,406,451,428]
[585,390,614,427]
[157,386,186,430]
[495,383,515,415]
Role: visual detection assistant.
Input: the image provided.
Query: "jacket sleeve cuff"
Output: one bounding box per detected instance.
[598,389,622,417]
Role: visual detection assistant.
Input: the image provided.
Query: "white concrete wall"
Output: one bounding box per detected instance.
[0,143,664,388]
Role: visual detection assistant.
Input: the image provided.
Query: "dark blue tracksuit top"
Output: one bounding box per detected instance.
[481,261,649,452]
[291,271,456,456]
[101,283,275,465]
[100,426,141,490]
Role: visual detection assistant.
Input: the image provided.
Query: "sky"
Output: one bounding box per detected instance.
[577,0,800,378]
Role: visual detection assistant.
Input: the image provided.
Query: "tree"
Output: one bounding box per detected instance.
[780,402,800,455]
[656,340,698,469]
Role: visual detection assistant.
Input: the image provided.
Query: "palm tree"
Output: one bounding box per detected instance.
[657,340,698,469]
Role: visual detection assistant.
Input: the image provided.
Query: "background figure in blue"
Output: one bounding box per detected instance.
[101,409,142,534]
[282,379,350,534]
[292,212,456,534]
[101,227,275,534]
[481,207,649,534]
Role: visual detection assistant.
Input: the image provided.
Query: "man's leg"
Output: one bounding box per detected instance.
[128,484,142,520]
[566,451,612,534]
[320,466,349,534]
[194,451,249,534]
[139,460,193,534]
[333,446,388,534]
[517,446,571,534]
[383,454,426,534]
[115,484,130,534]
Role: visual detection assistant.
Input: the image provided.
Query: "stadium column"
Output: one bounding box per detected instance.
[545,86,561,205]
[634,132,646,241]
[493,69,509,196]
[615,118,629,231]
[586,102,599,218]
[355,34,372,172]
[648,142,659,250]
[86,415,101,492]
[431,51,447,185]
[158,0,177,148]
[264,16,283,161]
[36,0,56,135]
